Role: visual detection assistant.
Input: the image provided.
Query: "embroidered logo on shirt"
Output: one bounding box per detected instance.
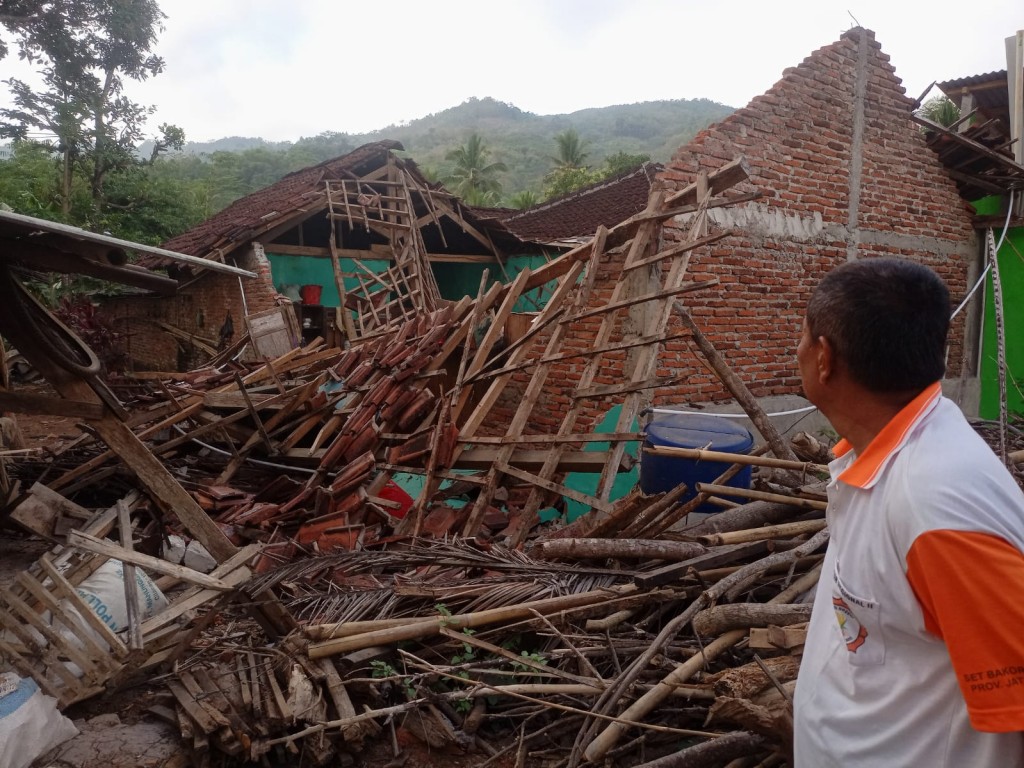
[833,596,868,652]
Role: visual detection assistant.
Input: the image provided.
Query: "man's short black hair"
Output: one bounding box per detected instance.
[806,257,950,393]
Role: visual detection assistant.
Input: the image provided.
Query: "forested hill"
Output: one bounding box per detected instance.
[170,97,735,197]
[0,97,734,248]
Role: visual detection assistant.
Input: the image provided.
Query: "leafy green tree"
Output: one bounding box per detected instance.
[147,122,185,163]
[917,96,960,128]
[507,190,539,209]
[601,151,650,178]
[444,132,507,200]
[0,1,96,62]
[1,0,167,213]
[543,166,599,200]
[0,140,74,218]
[542,128,599,199]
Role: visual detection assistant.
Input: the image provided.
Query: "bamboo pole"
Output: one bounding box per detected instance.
[644,445,827,475]
[695,483,828,511]
[692,519,827,546]
[582,560,823,761]
[307,584,637,659]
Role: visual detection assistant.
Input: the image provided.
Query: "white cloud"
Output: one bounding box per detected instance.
[3,0,1022,143]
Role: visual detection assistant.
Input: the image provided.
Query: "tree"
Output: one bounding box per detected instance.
[601,151,650,178]
[543,128,597,199]
[0,139,76,219]
[917,96,960,128]
[1,0,167,213]
[444,132,507,201]
[148,122,185,163]
[508,190,539,209]
[543,166,598,200]
[550,128,588,170]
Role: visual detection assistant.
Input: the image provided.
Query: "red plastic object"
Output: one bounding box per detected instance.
[300,284,323,305]
[377,481,414,519]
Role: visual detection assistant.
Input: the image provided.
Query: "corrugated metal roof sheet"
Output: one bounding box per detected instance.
[936,69,1011,126]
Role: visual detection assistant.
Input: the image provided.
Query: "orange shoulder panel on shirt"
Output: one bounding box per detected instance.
[907,529,1024,733]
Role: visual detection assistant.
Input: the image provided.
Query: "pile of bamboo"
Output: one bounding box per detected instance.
[1,154,837,766]
[159,469,827,766]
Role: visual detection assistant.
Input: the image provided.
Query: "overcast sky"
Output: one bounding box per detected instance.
[3,1,1023,143]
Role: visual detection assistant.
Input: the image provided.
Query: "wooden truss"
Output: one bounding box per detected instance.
[317,157,506,339]
[448,157,753,544]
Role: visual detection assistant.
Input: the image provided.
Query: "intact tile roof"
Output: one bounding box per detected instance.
[490,163,663,245]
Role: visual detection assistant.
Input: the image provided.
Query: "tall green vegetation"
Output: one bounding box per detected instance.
[0,0,194,243]
[539,133,652,201]
[543,128,595,199]
[550,128,589,170]
[0,88,730,239]
[443,132,507,206]
[917,96,961,128]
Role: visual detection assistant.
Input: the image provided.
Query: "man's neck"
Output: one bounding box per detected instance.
[823,385,923,456]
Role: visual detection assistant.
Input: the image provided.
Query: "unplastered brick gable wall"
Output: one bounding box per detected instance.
[101,244,280,371]
[479,28,979,439]
[617,27,976,412]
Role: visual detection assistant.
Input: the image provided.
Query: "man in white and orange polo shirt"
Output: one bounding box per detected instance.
[793,258,1024,767]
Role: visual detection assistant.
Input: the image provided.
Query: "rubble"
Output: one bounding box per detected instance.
[1,157,833,766]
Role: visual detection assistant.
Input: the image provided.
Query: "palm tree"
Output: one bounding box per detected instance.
[508,190,540,209]
[444,133,507,200]
[917,96,960,128]
[550,128,588,170]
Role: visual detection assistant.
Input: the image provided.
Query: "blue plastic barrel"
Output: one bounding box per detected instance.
[640,413,754,512]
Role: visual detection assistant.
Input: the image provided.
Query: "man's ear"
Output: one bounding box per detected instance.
[816,336,835,383]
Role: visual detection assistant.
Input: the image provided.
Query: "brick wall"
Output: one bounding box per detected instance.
[101,244,282,371]
[494,27,978,434]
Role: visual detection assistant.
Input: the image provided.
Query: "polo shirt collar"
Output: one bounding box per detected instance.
[831,381,942,489]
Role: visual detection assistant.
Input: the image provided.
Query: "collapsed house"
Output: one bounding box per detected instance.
[102,141,544,371]
[2,25,1024,768]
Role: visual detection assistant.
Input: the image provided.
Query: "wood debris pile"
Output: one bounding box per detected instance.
[1,155,839,766]
[156,475,828,767]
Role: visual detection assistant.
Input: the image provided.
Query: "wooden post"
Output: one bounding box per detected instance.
[673,301,800,466]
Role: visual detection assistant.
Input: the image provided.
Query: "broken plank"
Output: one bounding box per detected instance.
[454,449,630,474]
[494,461,613,514]
[117,500,144,651]
[0,390,104,419]
[67,530,233,591]
[168,679,222,735]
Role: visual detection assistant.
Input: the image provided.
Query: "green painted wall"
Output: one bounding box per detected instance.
[432,262,492,302]
[978,225,1024,419]
[267,251,560,313]
[505,254,560,312]
[266,253,390,307]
